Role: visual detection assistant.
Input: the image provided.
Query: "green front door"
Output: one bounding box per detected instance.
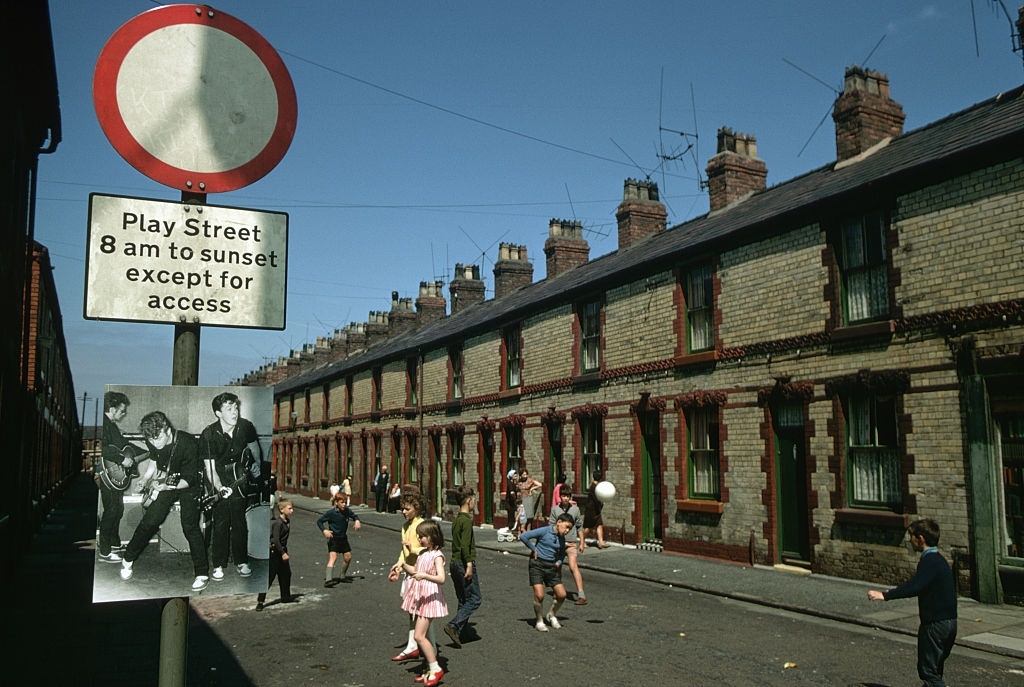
[775,404,809,561]
[483,439,494,524]
[640,412,663,541]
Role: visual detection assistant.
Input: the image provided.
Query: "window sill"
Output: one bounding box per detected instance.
[369,410,382,422]
[498,387,521,400]
[831,320,894,344]
[834,508,909,528]
[445,399,463,412]
[402,406,417,418]
[572,372,601,388]
[674,350,718,368]
[676,498,724,514]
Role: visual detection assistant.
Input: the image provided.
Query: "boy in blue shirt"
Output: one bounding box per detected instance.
[317,492,361,587]
[519,513,574,632]
[868,518,957,687]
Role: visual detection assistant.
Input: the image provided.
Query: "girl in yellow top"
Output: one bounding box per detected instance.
[388,492,426,661]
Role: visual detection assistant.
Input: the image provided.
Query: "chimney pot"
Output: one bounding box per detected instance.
[493,242,534,298]
[832,66,905,162]
[616,178,667,249]
[545,218,589,279]
[706,127,767,212]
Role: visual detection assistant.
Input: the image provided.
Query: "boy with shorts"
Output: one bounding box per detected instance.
[519,513,574,631]
[317,491,361,587]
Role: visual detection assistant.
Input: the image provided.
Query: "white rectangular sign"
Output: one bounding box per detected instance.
[85,193,288,329]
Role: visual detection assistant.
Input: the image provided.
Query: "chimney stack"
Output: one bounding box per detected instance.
[616,179,666,250]
[832,66,905,162]
[389,290,417,336]
[544,219,589,279]
[493,243,533,299]
[365,311,390,348]
[416,280,447,325]
[705,128,767,212]
[345,322,367,355]
[449,263,485,314]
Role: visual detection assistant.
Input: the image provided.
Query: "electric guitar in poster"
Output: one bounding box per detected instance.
[99,443,148,492]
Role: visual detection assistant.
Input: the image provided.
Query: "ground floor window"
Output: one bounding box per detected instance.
[687,407,719,499]
[845,393,900,508]
[997,414,1024,558]
[580,417,603,485]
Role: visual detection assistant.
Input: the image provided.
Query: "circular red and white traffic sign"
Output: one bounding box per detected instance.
[93,4,297,193]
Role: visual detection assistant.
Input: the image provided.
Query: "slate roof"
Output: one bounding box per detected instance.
[276,84,1024,395]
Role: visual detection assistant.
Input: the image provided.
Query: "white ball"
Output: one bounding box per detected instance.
[594,480,616,503]
[329,484,340,497]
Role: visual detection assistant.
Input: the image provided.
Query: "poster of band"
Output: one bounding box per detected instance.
[92,384,273,603]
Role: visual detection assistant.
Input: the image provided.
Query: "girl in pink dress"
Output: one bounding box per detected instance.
[401,520,448,686]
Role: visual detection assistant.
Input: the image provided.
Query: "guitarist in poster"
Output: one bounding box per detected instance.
[96,391,132,563]
[119,411,211,592]
[202,392,260,582]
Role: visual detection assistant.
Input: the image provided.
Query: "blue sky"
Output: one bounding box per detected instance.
[38,1,1024,415]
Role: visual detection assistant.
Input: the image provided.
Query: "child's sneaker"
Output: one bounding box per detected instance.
[545,613,561,629]
[534,620,548,632]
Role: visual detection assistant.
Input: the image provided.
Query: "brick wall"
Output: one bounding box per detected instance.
[603,270,676,368]
[461,330,501,399]
[522,305,573,384]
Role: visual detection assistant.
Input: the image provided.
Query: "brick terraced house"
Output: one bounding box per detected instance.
[245,67,1024,603]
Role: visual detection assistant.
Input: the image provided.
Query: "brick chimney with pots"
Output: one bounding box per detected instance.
[389,291,417,336]
[365,311,390,348]
[345,322,367,356]
[616,179,667,250]
[544,218,589,279]
[449,263,485,314]
[706,127,767,212]
[832,66,905,162]
[493,243,533,299]
[416,280,447,325]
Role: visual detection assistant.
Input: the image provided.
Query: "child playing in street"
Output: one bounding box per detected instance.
[401,520,448,686]
[867,518,957,687]
[317,491,361,587]
[256,498,294,610]
[444,486,481,648]
[519,513,574,632]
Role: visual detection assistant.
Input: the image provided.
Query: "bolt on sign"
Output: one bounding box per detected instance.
[85,193,288,329]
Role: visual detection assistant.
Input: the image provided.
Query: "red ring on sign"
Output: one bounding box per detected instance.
[93,5,297,193]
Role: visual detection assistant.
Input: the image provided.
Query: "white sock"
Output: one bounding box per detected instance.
[428,661,441,673]
[404,628,417,653]
[533,599,544,622]
[551,597,565,617]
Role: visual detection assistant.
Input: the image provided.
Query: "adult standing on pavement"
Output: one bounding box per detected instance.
[202,391,260,581]
[505,469,520,533]
[518,469,543,530]
[550,485,587,605]
[342,473,353,498]
[256,498,294,610]
[444,486,481,648]
[867,518,957,687]
[96,391,132,563]
[583,472,610,548]
[373,465,390,513]
[388,492,427,661]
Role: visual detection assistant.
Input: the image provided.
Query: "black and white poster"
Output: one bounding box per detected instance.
[93,384,272,603]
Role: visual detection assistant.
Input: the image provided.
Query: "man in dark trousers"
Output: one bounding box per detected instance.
[868,518,957,687]
[96,391,132,562]
[444,486,481,647]
[373,464,390,513]
[119,411,210,591]
[202,391,260,581]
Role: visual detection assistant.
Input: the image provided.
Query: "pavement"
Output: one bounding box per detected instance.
[286,491,1024,662]
[7,473,1024,686]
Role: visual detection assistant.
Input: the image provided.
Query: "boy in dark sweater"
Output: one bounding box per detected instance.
[868,518,957,687]
[317,492,361,587]
[444,486,481,647]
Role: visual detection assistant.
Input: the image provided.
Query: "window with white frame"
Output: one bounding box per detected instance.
[581,417,603,485]
[839,211,889,323]
[687,406,720,499]
[504,326,521,388]
[846,392,900,508]
[683,263,713,352]
[580,300,601,373]
[452,435,465,488]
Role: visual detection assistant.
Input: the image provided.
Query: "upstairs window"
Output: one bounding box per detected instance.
[839,211,889,323]
[683,263,713,352]
[407,358,418,407]
[504,325,522,389]
[450,347,464,400]
[372,368,383,411]
[846,392,900,508]
[303,389,311,423]
[687,406,720,499]
[345,376,353,416]
[580,300,602,373]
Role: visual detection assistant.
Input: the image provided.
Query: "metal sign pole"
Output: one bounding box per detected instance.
[160,189,205,687]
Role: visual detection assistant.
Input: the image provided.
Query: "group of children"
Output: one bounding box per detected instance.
[256,480,957,687]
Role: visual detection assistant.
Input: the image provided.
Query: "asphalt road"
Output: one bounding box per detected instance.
[186,509,1024,686]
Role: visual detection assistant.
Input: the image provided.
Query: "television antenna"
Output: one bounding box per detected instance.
[970,0,1023,67]
[784,33,887,157]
